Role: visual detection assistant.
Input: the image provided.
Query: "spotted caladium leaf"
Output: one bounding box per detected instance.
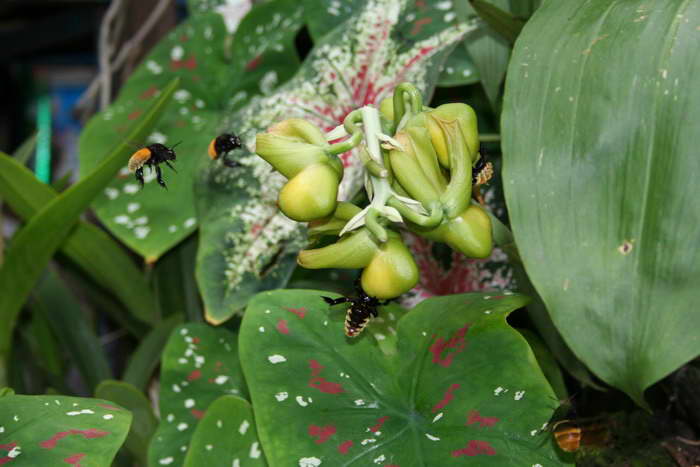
[148,324,246,467]
[188,0,251,20]
[0,395,130,466]
[184,395,267,467]
[79,1,303,261]
[438,45,480,87]
[196,0,477,325]
[239,290,570,466]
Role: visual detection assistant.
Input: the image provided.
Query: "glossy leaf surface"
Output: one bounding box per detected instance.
[0,394,130,466]
[502,0,700,406]
[184,395,267,467]
[240,289,569,466]
[148,324,247,467]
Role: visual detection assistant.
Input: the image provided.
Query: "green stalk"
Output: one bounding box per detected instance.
[391,83,424,133]
[439,121,472,218]
[388,198,443,228]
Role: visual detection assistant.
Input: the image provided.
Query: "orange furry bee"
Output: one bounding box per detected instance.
[127,142,179,189]
[208,133,242,167]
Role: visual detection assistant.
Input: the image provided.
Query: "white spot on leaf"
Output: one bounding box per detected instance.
[268,354,286,364]
[239,420,250,435]
[275,392,288,401]
[299,457,321,467]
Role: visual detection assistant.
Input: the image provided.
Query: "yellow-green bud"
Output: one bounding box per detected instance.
[426,103,479,168]
[379,97,394,122]
[278,162,341,221]
[298,228,378,269]
[308,202,362,238]
[255,118,333,179]
[413,204,493,258]
[361,233,419,299]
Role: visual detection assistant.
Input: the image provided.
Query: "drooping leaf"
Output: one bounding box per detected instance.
[0,78,177,386]
[95,380,158,465]
[196,0,477,325]
[183,395,267,467]
[240,289,570,466]
[11,132,38,165]
[0,154,158,326]
[123,314,184,392]
[0,395,131,466]
[502,0,700,406]
[29,268,112,392]
[470,0,526,44]
[79,1,304,262]
[148,323,247,467]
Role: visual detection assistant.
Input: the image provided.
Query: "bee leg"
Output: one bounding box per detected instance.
[135,167,144,188]
[370,308,379,318]
[165,160,177,173]
[321,296,351,306]
[155,165,167,189]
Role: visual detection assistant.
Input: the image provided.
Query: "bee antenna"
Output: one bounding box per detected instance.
[170,141,183,150]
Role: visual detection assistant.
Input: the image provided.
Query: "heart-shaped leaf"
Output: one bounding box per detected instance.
[184,395,267,466]
[148,323,246,467]
[0,394,131,466]
[239,289,570,466]
[501,0,700,406]
[196,0,476,325]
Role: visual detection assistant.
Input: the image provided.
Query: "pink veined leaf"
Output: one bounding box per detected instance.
[197,0,475,324]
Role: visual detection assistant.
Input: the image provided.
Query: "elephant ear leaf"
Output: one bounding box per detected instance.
[502,0,700,406]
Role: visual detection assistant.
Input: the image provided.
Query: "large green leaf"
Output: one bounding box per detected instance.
[95,380,158,465]
[0,78,178,386]
[196,0,476,325]
[501,0,700,406]
[240,290,570,466]
[79,1,303,262]
[148,323,247,467]
[0,154,157,325]
[0,394,131,466]
[184,395,267,467]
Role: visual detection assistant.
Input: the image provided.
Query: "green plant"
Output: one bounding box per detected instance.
[0,0,697,465]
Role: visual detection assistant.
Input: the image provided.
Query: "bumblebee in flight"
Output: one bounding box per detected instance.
[128,142,179,189]
[208,133,242,167]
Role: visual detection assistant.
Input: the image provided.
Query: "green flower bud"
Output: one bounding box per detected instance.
[379,97,394,122]
[278,162,341,222]
[298,228,378,269]
[361,233,419,299]
[389,134,442,206]
[426,103,479,168]
[308,202,363,238]
[412,204,493,258]
[255,118,334,179]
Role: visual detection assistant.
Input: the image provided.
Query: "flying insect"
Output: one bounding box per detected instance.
[208,133,242,167]
[128,142,180,189]
[322,281,390,338]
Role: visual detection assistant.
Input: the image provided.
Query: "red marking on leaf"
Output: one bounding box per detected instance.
[140,86,158,99]
[250,223,263,235]
[466,410,500,428]
[340,151,353,168]
[64,453,85,466]
[432,383,460,412]
[192,337,201,344]
[276,319,290,334]
[0,442,17,463]
[171,56,197,70]
[410,17,432,35]
[308,360,345,394]
[0,459,10,465]
[451,440,497,457]
[338,440,353,454]
[180,34,189,42]
[429,324,471,367]
[285,307,306,318]
[40,429,109,449]
[245,55,263,71]
[369,416,389,433]
[191,409,205,419]
[127,110,142,120]
[97,404,122,411]
[308,425,336,444]
[310,360,323,377]
[415,0,427,9]
[490,295,507,300]
[187,369,202,381]
[175,120,187,127]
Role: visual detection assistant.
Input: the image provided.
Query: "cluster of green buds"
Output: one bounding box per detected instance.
[254,82,493,299]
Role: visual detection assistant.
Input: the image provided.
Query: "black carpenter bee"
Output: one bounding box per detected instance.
[127,142,180,189]
[208,133,242,167]
[321,281,390,338]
